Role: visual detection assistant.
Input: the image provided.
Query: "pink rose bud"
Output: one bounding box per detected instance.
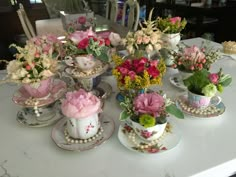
[208,73,219,84]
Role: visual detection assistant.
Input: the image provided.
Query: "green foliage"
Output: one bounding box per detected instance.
[183,69,210,94]
[156,17,187,34]
[166,104,184,119]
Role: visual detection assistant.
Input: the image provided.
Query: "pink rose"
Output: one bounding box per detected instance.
[184,45,205,61]
[69,31,86,44]
[78,38,89,49]
[61,89,101,119]
[147,66,160,78]
[128,71,136,80]
[134,93,165,117]
[117,67,129,76]
[150,60,158,67]
[169,17,181,24]
[209,73,219,84]
[78,16,86,25]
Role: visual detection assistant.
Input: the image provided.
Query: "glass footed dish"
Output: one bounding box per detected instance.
[12,79,67,108]
[118,122,181,154]
[176,94,225,118]
[51,114,115,151]
[17,101,63,127]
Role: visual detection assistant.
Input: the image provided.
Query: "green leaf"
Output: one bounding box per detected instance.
[119,110,130,121]
[220,77,232,87]
[166,104,184,119]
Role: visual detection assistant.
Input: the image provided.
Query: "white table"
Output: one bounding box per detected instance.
[0,38,236,177]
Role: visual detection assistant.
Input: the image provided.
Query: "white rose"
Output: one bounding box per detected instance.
[108,32,121,47]
[42,57,52,68]
[150,33,160,45]
[145,44,154,54]
[153,43,162,51]
[40,70,54,78]
[126,45,135,55]
[22,78,31,84]
[18,68,28,78]
[7,60,21,74]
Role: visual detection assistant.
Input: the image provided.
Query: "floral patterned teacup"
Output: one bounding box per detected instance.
[66,113,100,139]
[187,91,221,109]
[131,120,167,141]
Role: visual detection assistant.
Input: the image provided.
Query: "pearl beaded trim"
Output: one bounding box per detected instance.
[24,94,51,117]
[127,130,166,149]
[178,98,221,116]
[64,127,104,144]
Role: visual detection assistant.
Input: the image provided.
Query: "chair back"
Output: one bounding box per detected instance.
[105,0,118,22]
[17,3,36,39]
[121,0,140,31]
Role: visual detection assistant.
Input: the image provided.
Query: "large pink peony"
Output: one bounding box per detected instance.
[134,93,165,117]
[61,89,102,119]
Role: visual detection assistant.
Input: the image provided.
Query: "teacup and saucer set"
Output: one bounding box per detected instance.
[176,91,225,118]
[51,113,115,151]
[13,79,67,127]
[64,56,112,99]
[118,120,181,154]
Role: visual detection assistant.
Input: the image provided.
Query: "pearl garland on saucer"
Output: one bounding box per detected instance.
[127,129,166,149]
[64,127,104,144]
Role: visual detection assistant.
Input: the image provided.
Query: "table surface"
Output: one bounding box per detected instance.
[35,15,130,38]
[0,38,236,177]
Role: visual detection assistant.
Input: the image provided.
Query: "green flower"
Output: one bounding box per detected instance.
[202,83,217,97]
[139,114,156,128]
[217,84,224,93]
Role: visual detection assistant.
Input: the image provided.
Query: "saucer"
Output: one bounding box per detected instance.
[176,95,225,118]
[13,79,67,108]
[169,73,187,90]
[17,101,63,127]
[51,114,115,151]
[118,122,181,154]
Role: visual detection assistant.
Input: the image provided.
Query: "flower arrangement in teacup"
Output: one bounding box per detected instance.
[156,16,187,35]
[66,16,95,33]
[4,34,62,85]
[183,68,232,109]
[61,89,102,140]
[172,42,220,72]
[121,9,163,58]
[119,92,184,141]
[112,55,166,91]
[64,27,121,66]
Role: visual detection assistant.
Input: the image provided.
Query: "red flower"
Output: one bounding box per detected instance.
[147,66,160,78]
[117,67,129,76]
[121,60,132,70]
[133,59,145,73]
[104,38,111,46]
[78,38,89,49]
[78,16,86,25]
[128,71,136,80]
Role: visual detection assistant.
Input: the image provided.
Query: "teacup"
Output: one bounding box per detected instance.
[187,90,221,109]
[66,113,100,139]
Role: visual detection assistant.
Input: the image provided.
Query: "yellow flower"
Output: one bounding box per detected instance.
[112,54,123,66]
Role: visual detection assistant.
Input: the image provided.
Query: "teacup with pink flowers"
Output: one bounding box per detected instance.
[61,89,102,139]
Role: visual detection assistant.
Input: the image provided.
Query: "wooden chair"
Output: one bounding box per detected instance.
[105,0,119,22]
[121,0,140,31]
[17,3,36,39]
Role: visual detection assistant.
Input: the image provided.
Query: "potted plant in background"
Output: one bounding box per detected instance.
[121,9,163,59]
[171,42,220,80]
[157,16,187,49]
[183,68,232,109]
[157,16,187,66]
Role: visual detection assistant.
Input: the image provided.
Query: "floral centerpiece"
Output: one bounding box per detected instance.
[5,34,63,84]
[61,89,102,140]
[121,9,163,58]
[172,42,220,73]
[183,68,232,108]
[112,55,166,91]
[119,91,184,142]
[64,27,111,63]
[156,16,187,34]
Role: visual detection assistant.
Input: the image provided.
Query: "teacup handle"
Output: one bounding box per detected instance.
[210,96,222,107]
